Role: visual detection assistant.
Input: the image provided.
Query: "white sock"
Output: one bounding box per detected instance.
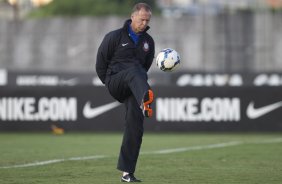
[123,172,129,176]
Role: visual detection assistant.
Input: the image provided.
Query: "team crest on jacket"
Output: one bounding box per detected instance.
[143,41,149,52]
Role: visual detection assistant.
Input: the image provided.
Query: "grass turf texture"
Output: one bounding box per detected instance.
[0,133,282,184]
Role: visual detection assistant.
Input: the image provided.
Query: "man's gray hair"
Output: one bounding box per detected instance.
[132,3,152,14]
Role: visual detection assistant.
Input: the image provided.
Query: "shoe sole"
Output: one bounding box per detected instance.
[143,89,154,117]
[121,177,142,182]
[121,178,142,182]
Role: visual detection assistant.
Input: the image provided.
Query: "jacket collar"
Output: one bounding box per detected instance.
[123,19,150,33]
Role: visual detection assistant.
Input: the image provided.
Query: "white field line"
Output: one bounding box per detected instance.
[252,137,282,144]
[141,141,242,155]
[0,155,107,169]
[1,138,282,169]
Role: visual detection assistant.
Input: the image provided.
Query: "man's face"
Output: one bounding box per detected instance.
[131,8,151,33]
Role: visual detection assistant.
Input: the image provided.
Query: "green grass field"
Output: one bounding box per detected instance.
[1,132,282,184]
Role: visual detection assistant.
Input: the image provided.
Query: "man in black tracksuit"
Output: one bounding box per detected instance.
[96,3,154,182]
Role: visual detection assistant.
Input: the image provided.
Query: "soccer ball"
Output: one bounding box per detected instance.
[156,48,180,72]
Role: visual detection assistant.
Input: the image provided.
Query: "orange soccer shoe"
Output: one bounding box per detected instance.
[142,89,154,117]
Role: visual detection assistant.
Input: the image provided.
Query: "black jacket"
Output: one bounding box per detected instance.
[96,19,155,84]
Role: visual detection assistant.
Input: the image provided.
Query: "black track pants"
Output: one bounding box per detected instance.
[105,66,150,173]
